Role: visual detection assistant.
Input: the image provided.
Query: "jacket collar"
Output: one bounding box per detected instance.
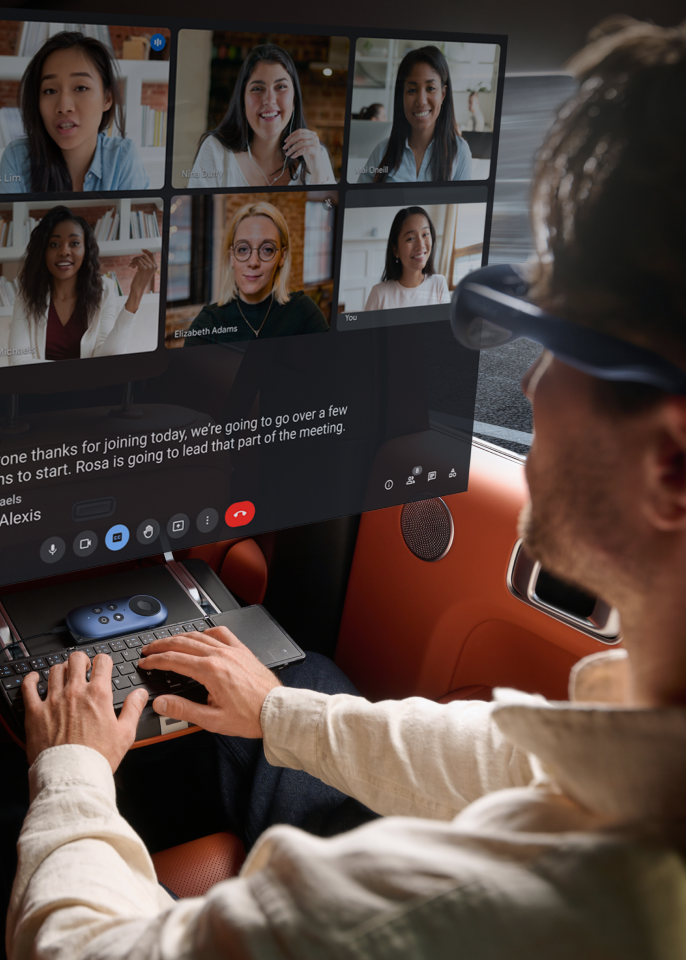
[492,651,686,823]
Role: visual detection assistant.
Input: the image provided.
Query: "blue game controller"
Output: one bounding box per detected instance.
[66,595,168,642]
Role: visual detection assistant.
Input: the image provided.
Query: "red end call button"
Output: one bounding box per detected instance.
[225,501,256,527]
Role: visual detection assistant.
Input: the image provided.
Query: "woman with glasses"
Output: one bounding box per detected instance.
[184,201,329,344]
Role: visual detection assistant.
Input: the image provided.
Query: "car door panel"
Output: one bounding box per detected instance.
[336,442,612,703]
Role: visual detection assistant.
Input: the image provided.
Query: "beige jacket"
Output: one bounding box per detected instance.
[8,650,686,959]
[8,277,136,364]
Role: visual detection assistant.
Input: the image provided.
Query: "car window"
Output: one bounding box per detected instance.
[475,74,577,456]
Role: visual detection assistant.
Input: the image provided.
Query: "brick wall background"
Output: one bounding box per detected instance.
[0,21,21,56]
[0,22,170,109]
[0,22,170,59]
[141,82,168,111]
[107,26,171,61]
[0,79,18,108]
[165,191,336,346]
[223,191,307,289]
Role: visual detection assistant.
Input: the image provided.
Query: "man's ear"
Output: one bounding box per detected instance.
[643,396,686,531]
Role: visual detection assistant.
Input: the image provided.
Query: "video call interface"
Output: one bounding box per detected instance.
[0,13,505,586]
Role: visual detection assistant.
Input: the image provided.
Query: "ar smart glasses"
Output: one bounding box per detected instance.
[451,264,686,394]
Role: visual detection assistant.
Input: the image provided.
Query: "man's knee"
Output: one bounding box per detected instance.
[278,652,362,698]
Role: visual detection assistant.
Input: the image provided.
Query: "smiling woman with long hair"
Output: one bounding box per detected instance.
[8,205,157,364]
[184,201,329,344]
[364,206,450,310]
[189,44,335,188]
[0,31,149,193]
[357,45,472,183]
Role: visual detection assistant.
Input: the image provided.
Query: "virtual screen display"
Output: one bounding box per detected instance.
[0,13,505,587]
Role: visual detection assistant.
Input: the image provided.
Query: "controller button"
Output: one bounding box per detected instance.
[98,616,109,624]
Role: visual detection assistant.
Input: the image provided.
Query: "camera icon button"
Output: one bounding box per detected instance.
[73,531,98,557]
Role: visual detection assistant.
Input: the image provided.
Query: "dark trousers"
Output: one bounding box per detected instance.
[0,653,377,955]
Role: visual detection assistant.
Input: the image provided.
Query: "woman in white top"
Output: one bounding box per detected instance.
[189,44,335,189]
[364,206,450,311]
[9,204,157,365]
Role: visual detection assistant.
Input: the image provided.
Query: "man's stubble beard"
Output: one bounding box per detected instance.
[518,430,639,608]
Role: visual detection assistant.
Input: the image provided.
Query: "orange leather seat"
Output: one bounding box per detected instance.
[152,831,246,898]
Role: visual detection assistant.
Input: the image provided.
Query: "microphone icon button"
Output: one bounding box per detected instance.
[40,536,66,564]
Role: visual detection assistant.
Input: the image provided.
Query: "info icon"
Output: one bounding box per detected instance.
[225,501,255,527]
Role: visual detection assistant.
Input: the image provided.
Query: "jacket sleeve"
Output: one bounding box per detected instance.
[91,281,138,357]
[8,296,45,365]
[261,687,534,819]
[8,726,533,960]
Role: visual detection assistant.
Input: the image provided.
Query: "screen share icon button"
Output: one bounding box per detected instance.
[167,514,190,539]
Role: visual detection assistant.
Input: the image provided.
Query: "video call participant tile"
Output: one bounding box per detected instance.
[0,197,162,369]
[0,22,170,194]
[165,191,337,347]
[338,185,487,331]
[172,31,349,189]
[348,37,500,184]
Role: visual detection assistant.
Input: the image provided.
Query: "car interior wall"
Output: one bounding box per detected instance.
[336,444,613,703]
[184,514,361,660]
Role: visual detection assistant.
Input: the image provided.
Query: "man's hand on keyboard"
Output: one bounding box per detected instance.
[140,627,281,737]
[23,651,148,771]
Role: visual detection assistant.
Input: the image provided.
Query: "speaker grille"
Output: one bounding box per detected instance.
[400,498,454,561]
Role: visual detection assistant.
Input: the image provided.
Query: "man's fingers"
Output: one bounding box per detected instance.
[89,653,113,688]
[117,688,149,740]
[21,671,41,710]
[46,661,67,697]
[140,650,210,680]
[202,626,245,648]
[142,632,224,658]
[65,650,90,686]
[152,694,217,728]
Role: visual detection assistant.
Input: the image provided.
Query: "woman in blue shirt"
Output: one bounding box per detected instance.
[0,31,149,194]
[357,45,472,184]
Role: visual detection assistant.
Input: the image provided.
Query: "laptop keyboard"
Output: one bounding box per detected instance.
[1,617,211,729]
